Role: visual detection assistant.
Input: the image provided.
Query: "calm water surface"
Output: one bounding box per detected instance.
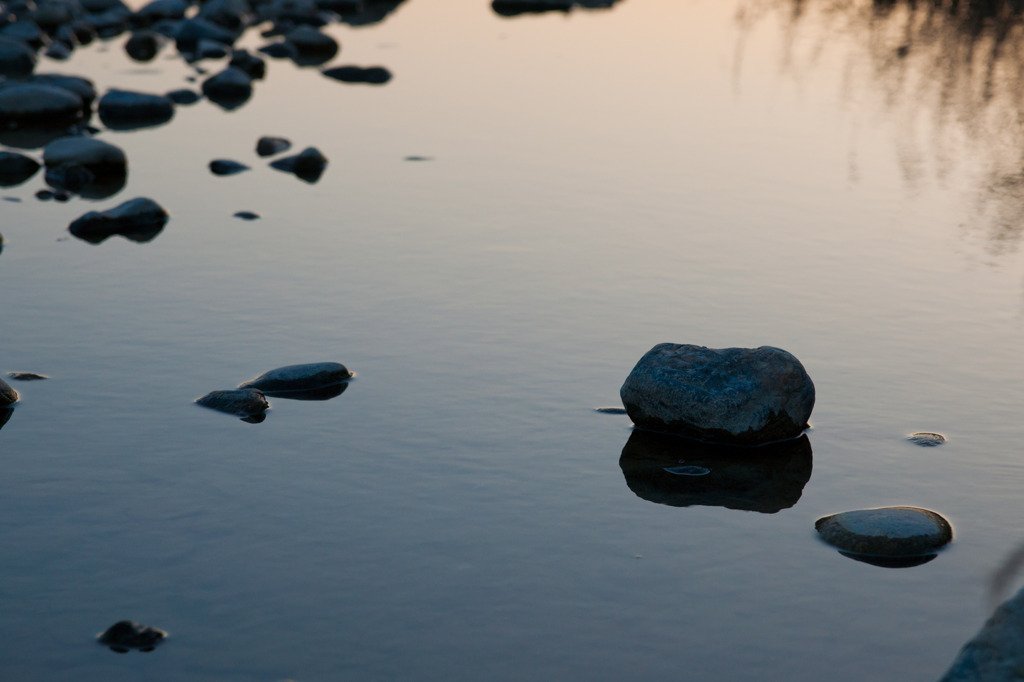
[3,0,1024,679]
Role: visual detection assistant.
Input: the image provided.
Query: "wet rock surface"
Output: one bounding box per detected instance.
[238,361,352,394]
[619,430,813,513]
[7,372,48,380]
[233,210,260,220]
[620,344,815,445]
[941,585,1024,681]
[43,135,128,198]
[68,197,169,244]
[201,65,253,109]
[210,159,249,175]
[908,432,946,447]
[97,620,167,652]
[256,135,291,156]
[0,376,19,406]
[195,388,269,422]
[815,506,953,563]
[0,83,85,128]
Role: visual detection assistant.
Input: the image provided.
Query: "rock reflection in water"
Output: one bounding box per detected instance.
[618,430,812,513]
[737,0,1024,254]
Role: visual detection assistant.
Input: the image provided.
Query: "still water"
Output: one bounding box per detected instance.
[3,0,1024,679]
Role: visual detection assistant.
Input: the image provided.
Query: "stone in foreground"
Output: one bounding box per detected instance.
[620,344,814,445]
[195,388,269,422]
[238,362,352,394]
[68,197,169,244]
[815,506,953,560]
[941,584,1024,681]
[98,620,167,653]
[0,376,19,406]
[269,147,327,183]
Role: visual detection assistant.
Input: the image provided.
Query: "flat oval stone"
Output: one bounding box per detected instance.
[233,210,260,220]
[7,372,48,381]
[815,506,953,558]
[0,84,85,127]
[0,151,40,187]
[98,620,167,652]
[68,197,169,244]
[97,89,175,130]
[908,432,946,447]
[209,159,249,176]
[43,136,126,172]
[201,66,253,110]
[238,362,352,393]
[269,146,327,183]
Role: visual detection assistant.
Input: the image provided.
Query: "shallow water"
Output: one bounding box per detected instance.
[4,0,1024,679]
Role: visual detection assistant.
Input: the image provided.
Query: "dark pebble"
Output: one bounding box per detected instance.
[166,89,201,105]
[908,432,946,447]
[7,372,48,380]
[256,135,291,157]
[98,620,167,653]
[209,159,250,176]
[233,211,260,220]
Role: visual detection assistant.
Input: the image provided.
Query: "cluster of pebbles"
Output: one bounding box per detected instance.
[0,0,401,223]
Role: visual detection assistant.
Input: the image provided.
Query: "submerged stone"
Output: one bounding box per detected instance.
[68,197,169,244]
[97,620,167,653]
[238,361,352,394]
[201,66,253,110]
[196,388,269,421]
[815,506,953,562]
[0,36,37,77]
[620,344,815,445]
[7,372,48,380]
[0,84,85,128]
[908,432,946,447]
[594,406,628,414]
[166,89,201,105]
[233,210,260,220]
[43,135,127,199]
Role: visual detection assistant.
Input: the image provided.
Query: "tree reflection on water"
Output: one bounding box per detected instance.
[736,0,1024,254]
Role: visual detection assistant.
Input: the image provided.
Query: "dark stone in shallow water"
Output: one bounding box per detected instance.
[233,210,260,220]
[815,507,953,563]
[269,147,327,182]
[0,151,40,187]
[98,620,167,653]
[0,84,86,129]
[256,135,290,157]
[68,197,169,244]
[124,30,164,61]
[7,372,48,380]
[166,88,201,105]
[321,65,391,84]
[619,430,813,513]
[209,159,249,175]
[195,388,269,422]
[201,66,253,110]
[97,89,175,130]
[908,432,946,447]
[238,362,352,394]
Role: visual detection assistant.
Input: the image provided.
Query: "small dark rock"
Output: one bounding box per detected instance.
[68,197,169,244]
[0,84,86,128]
[7,372,48,380]
[257,41,296,59]
[238,361,352,394]
[0,151,40,187]
[209,159,250,175]
[98,620,167,653]
[228,49,266,79]
[124,30,164,62]
[233,210,260,220]
[43,136,127,200]
[201,66,253,110]
[36,189,55,201]
[256,135,290,156]
[269,146,327,182]
[594,406,627,414]
[0,36,38,77]
[98,89,175,130]
[321,64,391,84]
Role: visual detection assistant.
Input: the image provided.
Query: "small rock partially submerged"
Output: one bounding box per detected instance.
[620,344,815,445]
[201,66,253,110]
[43,136,127,198]
[97,620,167,653]
[195,388,269,422]
[7,372,48,381]
[321,65,391,84]
[209,159,250,175]
[68,197,169,244]
[238,361,352,395]
[0,376,19,406]
[269,146,327,182]
[166,88,201,105]
[284,25,338,65]
[233,210,260,220]
[0,83,86,128]
[594,406,628,414]
[908,432,946,447]
[256,135,290,156]
[815,506,953,567]
[98,89,175,130]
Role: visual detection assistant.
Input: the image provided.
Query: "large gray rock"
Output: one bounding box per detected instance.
[238,362,352,394]
[0,377,19,406]
[620,344,815,445]
[0,36,37,77]
[940,586,1024,681]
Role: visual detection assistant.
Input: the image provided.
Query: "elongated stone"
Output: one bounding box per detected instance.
[238,362,352,393]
